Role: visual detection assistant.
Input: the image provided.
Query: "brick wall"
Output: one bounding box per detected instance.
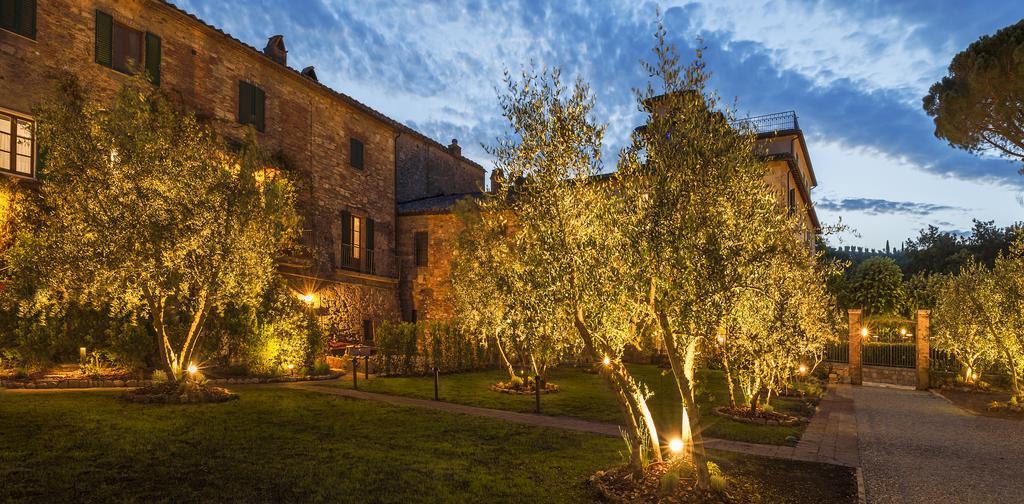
[0,0,408,338]
[396,133,485,203]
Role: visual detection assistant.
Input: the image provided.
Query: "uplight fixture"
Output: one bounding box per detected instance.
[669,438,683,454]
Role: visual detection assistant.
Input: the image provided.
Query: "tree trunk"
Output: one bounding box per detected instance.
[656,309,710,491]
[611,362,663,464]
[493,331,517,381]
[572,305,660,469]
[722,351,737,409]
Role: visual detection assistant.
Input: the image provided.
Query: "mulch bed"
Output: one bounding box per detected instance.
[713,406,804,426]
[591,462,729,503]
[123,382,239,404]
[489,381,561,395]
[937,388,1024,420]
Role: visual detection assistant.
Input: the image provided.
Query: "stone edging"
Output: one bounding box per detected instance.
[713,406,805,426]
[0,373,341,389]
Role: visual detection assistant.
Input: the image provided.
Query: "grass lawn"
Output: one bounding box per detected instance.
[0,387,856,503]
[338,365,812,445]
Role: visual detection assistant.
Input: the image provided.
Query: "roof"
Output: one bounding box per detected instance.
[397,192,484,215]
[156,0,483,170]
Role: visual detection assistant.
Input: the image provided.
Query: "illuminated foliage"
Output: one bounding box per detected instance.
[9,75,300,382]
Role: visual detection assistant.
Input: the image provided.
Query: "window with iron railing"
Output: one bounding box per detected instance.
[340,210,375,274]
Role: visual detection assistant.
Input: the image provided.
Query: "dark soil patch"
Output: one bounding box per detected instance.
[123,382,238,404]
[591,450,858,503]
[938,388,1024,420]
[713,406,804,426]
[490,381,561,394]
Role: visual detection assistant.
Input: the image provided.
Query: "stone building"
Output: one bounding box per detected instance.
[0,0,477,345]
[0,0,822,339]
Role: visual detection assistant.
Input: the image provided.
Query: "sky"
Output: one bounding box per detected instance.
[173,0,1024,249]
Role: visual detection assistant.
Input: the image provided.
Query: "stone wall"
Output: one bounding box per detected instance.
[396,212,464,322]
[0,0,399,281]
[1,0,407,335]
[396,133,485,203]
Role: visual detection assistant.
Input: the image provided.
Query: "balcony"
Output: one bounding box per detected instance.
[340,244,375,275]
[732,111,799,135]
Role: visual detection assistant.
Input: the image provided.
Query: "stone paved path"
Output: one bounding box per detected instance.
[286,381,858,467]
[854,386,1024,504]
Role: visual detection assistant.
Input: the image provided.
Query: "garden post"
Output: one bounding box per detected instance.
[433,367,439,401]
[915,310,930,391]
[352,357,358,390]
[364,355,369,380]
[848,309,863,386]
[535,375,541,413]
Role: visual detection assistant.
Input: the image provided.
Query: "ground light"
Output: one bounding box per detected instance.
[798,364,808,375]
[602,356,611,366]
[187,364,198,375]
[669,438,683,454]
[301,293,314,304]
[861,327,868,338]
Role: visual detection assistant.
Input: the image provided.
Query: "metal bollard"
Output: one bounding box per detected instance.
[352,357,358,390]
[535,375,542,413]
[364,355,369,380]
[433,367,440,401]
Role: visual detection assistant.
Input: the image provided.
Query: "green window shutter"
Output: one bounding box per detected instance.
[94,10,112,67]
[365,218,374,250]
[237,81,252,125]
[145,32,161,85]
[0,1,14,33]
[340,210,352,264]
[18,0,34,38]
[254,86,265,132]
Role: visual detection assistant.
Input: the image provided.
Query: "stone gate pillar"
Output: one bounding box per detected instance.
[848,309,863,386]
[915,310,930,390]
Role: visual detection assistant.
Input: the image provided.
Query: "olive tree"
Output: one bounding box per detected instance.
[451,66,664,475]
[617,27,792,489]
[932,269,997,385]
[924,19,1024,174]
[8,75,299,382]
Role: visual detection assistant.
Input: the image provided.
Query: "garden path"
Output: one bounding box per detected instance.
[284,381,858,467]
[854,386,1024,503]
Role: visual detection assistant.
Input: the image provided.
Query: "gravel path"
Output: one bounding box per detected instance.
[854,386,1024,503]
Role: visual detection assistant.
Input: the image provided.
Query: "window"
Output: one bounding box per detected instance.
[0,0,35,39]
[237,81,266,132]
[94,10,161,84]
[363,320,374,343]
[0,112,34,177]
[414,231,428,267]
[351,216,362,260]
[349,138,364,169]
[340,210,374,273]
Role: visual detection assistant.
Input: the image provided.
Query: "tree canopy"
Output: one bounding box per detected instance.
[6,75,300,381]
[923,19,1024,173]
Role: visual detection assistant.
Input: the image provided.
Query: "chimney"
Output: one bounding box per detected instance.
[301,66,318,81]
[263,35,287,66]
[447,138,462,157]
[489,168,504,194]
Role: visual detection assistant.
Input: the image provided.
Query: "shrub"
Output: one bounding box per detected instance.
[311,360,331,376]
[707,462,727,493]
[151,370,169,384]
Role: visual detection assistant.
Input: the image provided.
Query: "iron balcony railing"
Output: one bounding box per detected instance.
[341,244,375,275]
[732,110,799,135]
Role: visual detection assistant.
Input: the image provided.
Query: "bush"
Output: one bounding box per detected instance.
[373,319,497,376]
[151,370,169,384]
[311,360,331,376]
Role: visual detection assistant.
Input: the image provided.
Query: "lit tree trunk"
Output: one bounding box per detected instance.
[656,309,710,491]
[721,344,737,409]
[573,307,662,469]
[493,329,517,381]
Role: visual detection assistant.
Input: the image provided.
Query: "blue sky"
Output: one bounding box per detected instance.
[173,0,1024,248]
